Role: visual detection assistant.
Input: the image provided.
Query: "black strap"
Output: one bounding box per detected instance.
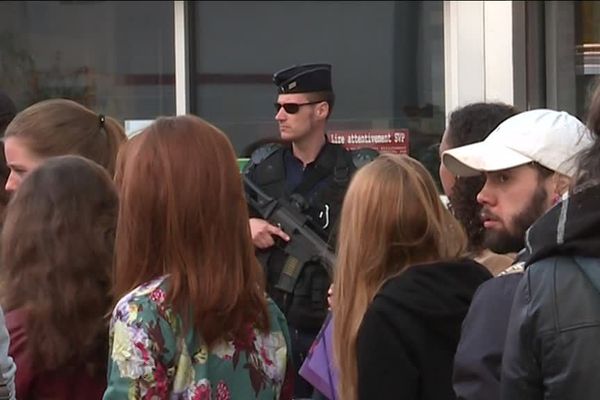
[293,144,348,197]
[332,146,352,187]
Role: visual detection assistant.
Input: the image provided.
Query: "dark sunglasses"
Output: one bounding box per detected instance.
[274,100,323,114]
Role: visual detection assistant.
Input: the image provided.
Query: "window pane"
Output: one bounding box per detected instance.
[192,0,444,176]
[576,1,600,117]
[0,1,175,121]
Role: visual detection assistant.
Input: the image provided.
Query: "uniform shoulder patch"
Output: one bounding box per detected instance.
[243,142,283,174]
[351,147,380,169]
[250,142,282,165]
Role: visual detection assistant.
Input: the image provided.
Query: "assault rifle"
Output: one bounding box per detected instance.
[243,175,335,294]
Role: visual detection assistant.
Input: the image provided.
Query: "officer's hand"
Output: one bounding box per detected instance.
[249,218,290,249]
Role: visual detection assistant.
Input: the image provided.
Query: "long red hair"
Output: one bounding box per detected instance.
[114,115,269,346]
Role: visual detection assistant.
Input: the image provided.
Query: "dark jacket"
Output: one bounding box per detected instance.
[0,307,14,400]
[452,260,525,400]
[501,183,600,400]
[245,141,357,332]
[356,259,491,400]
[6,308,105,400]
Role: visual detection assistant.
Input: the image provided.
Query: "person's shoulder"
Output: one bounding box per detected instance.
[265,297,287,331]
[266,296,282,313]
[527,255,592,274]
[516,257,600,334]
[4,308,27,341]
[372,259,491,310]
[472,270,524,304]
[243,142,285,176]
[249,143,284,167]
[259,298,290,362]
[395,258,491,283]
[4,307,30,368]
[525,255,600,292]
[112,276,169,320]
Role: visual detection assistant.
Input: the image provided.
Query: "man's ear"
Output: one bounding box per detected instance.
[552,173,571,196]
[315,102,329,120]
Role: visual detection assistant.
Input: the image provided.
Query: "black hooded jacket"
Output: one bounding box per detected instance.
[501,183,600,400]
[356,259,491,400]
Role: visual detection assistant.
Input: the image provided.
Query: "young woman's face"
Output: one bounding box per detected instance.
[4,136,43,193]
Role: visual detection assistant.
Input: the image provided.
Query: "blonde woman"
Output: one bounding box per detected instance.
[333,154,491,400]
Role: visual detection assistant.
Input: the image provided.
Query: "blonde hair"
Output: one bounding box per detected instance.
[332,154,467,400]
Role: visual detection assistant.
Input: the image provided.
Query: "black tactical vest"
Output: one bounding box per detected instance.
[244,142,362,332]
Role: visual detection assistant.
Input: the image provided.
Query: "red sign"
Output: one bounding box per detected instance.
[327,129,409,154]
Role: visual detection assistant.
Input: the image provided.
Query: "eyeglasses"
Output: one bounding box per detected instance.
[274,101,323,114]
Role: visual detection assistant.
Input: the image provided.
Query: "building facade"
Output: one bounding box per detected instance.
[0,1,596,179]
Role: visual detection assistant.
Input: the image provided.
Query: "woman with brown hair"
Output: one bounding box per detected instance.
[0,155,119,399]
[332,154,491,400]
[0,90,17,400]
[104,115,293,399]
[3,98,126,192]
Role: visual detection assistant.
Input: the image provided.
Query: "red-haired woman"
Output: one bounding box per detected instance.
[104,115,293,399]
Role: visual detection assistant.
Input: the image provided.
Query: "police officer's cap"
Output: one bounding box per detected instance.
[273,63,333,94]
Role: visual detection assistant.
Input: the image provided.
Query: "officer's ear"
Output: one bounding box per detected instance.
[315,101,329,120]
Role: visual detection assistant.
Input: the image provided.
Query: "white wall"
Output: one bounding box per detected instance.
[444,1,514,119]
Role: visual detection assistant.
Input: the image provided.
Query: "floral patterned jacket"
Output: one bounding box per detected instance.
[103,276,294,400]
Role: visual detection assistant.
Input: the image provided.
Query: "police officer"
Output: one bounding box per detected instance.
[244,63,368,397]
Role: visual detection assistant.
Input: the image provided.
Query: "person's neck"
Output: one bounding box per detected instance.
[292,133,326,167]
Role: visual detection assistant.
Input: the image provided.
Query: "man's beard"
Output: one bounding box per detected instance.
[483,184,549,254]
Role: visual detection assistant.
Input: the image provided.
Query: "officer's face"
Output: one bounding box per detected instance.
[275,93,318,142]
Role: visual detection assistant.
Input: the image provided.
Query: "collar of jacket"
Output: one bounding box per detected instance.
[525,182,600,266]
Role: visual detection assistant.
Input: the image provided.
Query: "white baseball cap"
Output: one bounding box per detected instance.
[442,109,594,178]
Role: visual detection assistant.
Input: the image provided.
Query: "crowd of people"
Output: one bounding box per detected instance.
[0,60,598,400]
